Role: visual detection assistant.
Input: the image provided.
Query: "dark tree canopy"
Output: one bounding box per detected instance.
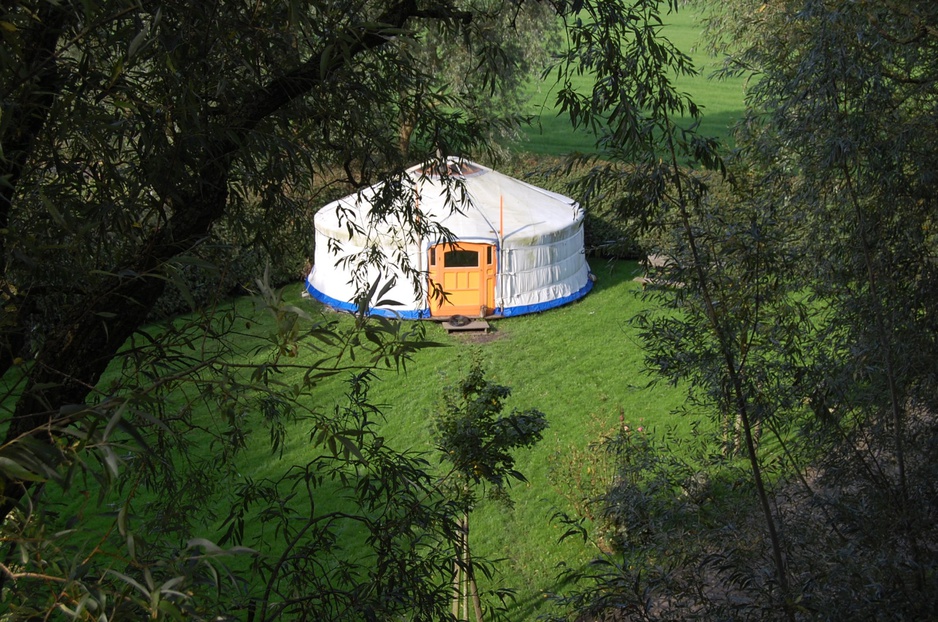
[546,1,938,620]
[0,0,528,509]
[0,0,567,618]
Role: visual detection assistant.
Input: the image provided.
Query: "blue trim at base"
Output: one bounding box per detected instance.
[498,277,594,318]
[304,281,428,319]
[305,275,594,320]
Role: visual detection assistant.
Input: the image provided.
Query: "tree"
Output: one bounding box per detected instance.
[396,0,562,156]
[539,0,800,615]
[0,0,566,617]
[545,0,938,619]
[434,354,547,622]
[698,0,938,617]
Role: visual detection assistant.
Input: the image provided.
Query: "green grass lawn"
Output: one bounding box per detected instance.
[207,3,752,601]
[53,259,689,617]
[516,4,746,156]
[73,260,695,617]
[220,260,696,618]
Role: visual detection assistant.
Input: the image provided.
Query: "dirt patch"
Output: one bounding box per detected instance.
[449,329,506,344]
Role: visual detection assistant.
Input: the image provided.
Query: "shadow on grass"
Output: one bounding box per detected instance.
[502,561,589,621]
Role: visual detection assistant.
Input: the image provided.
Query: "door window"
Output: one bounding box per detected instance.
[444,250,479,268]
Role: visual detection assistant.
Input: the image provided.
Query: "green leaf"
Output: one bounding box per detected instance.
[157,599,185,619]
[106,569,149,597]
[187,538,224,554]
[128,27,149,60]
[0,457,47,482]
[99,445,121,479]
[336,433,364,461]
[118,503,128,536]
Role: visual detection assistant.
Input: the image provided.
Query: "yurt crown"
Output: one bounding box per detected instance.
[418,158,485,178]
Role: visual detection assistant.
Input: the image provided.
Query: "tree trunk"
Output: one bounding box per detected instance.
[663,110,793,621]
[451,512,484,622]
[465,515,484,622]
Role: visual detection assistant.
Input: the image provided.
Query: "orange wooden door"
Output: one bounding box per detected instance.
[428,243,496,317]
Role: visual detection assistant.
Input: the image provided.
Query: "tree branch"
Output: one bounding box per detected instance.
[0,0,462,526]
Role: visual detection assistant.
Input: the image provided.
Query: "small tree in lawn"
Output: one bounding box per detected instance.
[434,355,548,622]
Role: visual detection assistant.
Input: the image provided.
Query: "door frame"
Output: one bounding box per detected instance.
[427,242,497,317]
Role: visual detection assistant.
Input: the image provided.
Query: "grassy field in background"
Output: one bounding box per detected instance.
[516,4,746,156]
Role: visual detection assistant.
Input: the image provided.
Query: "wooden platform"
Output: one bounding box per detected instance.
[634,253,684,289]
[441,319,491,333]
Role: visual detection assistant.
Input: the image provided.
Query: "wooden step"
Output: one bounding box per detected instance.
[441,318,490,333]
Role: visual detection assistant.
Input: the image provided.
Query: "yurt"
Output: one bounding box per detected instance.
[306,157,593,319]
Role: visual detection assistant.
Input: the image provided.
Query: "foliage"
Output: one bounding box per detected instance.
[634,170,812,457]
[433,353,546,622]
[547,413,624,534]
[549,404,938,621]
[544,0,938,619]
[398,0,562,156]
[434,353,547,510]
[0,0,569,617]
[548,416,778,622]
[216,371,464,622]
[701,0,938,617]
[0,275,452,619]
